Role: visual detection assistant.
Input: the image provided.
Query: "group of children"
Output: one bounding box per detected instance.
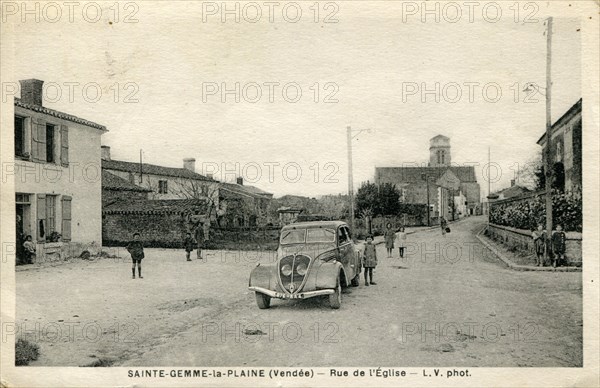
[362,223,409,286]
[532,224,567,268]
[125,231,204,279]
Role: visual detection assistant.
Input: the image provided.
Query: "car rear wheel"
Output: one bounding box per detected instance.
[329,277,342,309]
[351,273,360,287]
[255,292,271,309]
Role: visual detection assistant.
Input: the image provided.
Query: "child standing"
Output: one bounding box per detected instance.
[184,232,195,261]
[384,222,396,258]
[22,235,36,264]
[531,224,547,266]
[126,232,145,279]
[363,235,378,286]
[551,224,567,268]
[397,227,407,258]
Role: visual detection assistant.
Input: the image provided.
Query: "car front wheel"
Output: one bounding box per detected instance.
[351,273,360,287]
[329,277,342,309]
[255,292,271,309]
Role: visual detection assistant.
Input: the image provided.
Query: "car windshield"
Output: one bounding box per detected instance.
[280,227,336,244]
[306,228,336,243]
[280,229,306,244]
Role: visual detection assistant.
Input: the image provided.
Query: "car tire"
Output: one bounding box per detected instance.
[351,273,360,287]
[255,292,271,309]
[329,277,342,309]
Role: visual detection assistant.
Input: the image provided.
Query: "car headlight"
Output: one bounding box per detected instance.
[296,263,308,276]
[281,264,292,276]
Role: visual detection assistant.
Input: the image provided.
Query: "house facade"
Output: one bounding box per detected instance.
[14,79,107,261]
[537,98,582,194]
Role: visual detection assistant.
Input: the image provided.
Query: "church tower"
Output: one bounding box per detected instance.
[429,135,451,167]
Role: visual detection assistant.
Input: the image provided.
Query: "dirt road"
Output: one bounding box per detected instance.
[16,216,582,367]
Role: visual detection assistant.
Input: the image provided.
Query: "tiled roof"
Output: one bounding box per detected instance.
[495,185,531,199]
[103,199,209,215]
[220,182,272,199]
[376,166,478,183]
[102,159,215,181]
[102,171,151,192]
[14,98,107,131]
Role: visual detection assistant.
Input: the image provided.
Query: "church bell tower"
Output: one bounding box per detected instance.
[429,135,451,167]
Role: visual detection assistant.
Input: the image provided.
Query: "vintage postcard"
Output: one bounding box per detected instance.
[1,1,598,387]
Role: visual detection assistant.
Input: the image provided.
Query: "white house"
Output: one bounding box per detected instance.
[14,79,107,259]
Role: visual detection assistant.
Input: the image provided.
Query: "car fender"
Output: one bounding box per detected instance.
[315,261,345,289]
[249,263,277,290]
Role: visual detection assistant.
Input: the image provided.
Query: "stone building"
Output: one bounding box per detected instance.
[375,135,481,222]
[13,79,107,263]
[537,98,582,194]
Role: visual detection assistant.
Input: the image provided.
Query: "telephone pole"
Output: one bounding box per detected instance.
[544,17,553,260]
[346,126,355,233]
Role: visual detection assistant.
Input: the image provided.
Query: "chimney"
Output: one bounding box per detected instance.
[206,173,214,180]
[19,79,44,106]
[183,158,196,173]
[101,146,111,161]
[236,176,243,186]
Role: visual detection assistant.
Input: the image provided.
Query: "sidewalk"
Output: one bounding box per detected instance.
[475,226,582,272]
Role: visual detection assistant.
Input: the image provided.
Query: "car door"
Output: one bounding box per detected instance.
[337,226,353,277]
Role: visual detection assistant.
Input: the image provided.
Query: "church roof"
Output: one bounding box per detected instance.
[375,166,477,183]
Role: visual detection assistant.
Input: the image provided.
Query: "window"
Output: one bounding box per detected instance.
[158,180,168,194]
[338,227,349,244]
[15,116,26,157]
[45,195,56,235]
[46,124,55,163]
[61,196,72,241]
[16,193,31,204]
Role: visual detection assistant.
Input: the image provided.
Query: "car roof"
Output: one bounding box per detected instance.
[281,221,347,230]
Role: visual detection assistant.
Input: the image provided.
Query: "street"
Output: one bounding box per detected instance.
[16,216,582,367]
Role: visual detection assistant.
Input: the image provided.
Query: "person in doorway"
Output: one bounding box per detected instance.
[22,235,36,264]
[551,224,567,268]
[126,232,144,279]
[440,217,448,237]
[363,235,378,286]
[384,222,396,258]
[397,226,407,258]
[184,232,195,261]
[531,224,547,266]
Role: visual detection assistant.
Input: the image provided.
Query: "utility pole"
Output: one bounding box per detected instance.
[139,149,143,183]
[346,126,355,233]
[422,173,431,227]
[544,17,553,261]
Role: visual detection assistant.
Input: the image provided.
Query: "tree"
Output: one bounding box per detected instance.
[356,181,380,217]
[355,181,402,217]
[378,183,401,215]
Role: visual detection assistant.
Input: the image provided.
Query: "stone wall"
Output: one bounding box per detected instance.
[103,212,280,250]
[103,212,187,248]
[486,224,582,266]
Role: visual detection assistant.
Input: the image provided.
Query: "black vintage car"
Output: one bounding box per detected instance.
[248,221,362,309]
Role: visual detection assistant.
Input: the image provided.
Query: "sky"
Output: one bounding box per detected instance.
[2,1,585,198]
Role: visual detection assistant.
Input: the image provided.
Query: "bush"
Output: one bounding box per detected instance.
[15,338,40,366]
[489,190,582,232]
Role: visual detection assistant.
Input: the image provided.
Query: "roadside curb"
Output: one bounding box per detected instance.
[475,226,581,272]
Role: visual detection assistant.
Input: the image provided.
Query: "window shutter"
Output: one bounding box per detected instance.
[31,118,46,162]
[61,196,72,241]
[60,125,69,166]
[36,194,46,242]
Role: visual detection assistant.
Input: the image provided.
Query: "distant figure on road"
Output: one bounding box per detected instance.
[551,224,567,268]
[531,224,547,266]
[440,217,448,237]
[397,226,407,258]
[127,232,145,279]
[194,223,208,260]
[363,235,378,286]
[184,232,195,262]
[384,222,396,258]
